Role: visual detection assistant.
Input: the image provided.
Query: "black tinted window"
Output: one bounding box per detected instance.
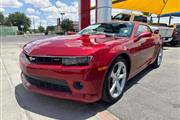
[113,14,131,21]
[136,25,151,36]
[134,16,147,23]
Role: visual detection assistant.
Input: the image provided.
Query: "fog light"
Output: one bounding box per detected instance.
[73,81,83,90]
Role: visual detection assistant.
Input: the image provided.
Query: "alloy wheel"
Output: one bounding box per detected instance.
[157,48,163,66]
[109,62,127,98]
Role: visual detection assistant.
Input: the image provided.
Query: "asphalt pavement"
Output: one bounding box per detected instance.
[0,35,180,120]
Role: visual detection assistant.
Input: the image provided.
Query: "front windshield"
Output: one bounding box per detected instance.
[79,22,134,37]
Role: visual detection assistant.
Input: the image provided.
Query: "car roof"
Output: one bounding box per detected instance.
[98,21,148,26]
[114,13,147,17]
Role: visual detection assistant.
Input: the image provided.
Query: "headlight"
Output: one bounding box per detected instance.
[62,56,92,66]
[20,52,30,63]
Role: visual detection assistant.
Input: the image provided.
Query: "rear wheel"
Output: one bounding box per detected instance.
[151,46,163,68]
[102,57,128,103]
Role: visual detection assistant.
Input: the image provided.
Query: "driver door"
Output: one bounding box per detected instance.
[134,25,154,69]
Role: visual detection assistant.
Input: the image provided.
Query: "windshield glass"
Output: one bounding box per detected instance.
[113,14,130,21]
[134,16,147,23]
[79,22,134,37]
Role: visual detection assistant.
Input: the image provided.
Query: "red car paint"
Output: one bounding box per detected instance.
[20,22,162,103]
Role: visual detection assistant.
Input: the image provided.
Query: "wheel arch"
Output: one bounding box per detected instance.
[105,52,131,78]
[117,53,131,76]
[101,52,131,103]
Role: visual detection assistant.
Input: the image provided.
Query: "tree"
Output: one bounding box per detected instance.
[143,12,151,17]
[6,12,31,32]
[46,26,55,31]
[0,12,5,25]
[38,26,45,33]
[61,19,74,32]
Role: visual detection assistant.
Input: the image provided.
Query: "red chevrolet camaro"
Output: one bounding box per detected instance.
[20,22,163,103]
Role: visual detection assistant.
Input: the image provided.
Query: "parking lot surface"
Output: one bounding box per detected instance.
[0,35,180,120]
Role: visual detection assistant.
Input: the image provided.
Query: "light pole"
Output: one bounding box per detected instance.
[60,12,65,21]
[33,16,35,31]
[55,5,66,23]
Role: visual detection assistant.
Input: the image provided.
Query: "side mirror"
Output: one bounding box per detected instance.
[138,32,152,38]
[154,29,159,34]
[134,32,152,42]
[67,31,76,35]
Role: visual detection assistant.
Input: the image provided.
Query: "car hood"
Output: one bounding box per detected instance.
[24,34,127,56]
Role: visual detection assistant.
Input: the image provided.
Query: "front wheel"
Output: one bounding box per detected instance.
[102,57,128,103]
[151,46,163,68]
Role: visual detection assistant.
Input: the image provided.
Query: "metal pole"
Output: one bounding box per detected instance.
[61,13,65,21]
[169,16,172,25]
[158,15,160,23]
[33,16,35,31]
[78,0,91,30]
[97,0,112,23]
[95,0,98,23]
[150,16,153,23]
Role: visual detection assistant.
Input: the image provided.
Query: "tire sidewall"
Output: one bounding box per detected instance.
[151,46,163,68]
[157,46,163,67]
[102,57,128,103]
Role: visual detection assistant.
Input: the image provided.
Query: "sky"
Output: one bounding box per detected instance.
[0,0,79,29]
[0,0,179,29]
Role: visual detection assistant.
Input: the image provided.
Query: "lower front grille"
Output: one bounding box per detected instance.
[23,73,71,93]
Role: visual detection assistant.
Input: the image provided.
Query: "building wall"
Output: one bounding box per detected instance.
[0,26,18,36]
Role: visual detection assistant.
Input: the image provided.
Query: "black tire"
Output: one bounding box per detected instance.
[102,57,128,103]
[151,46,163,68]
[170,41,178,46]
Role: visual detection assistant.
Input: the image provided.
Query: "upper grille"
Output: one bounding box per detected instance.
[25,54,62,65]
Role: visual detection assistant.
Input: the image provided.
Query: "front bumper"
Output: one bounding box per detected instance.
[162,37,173,43]
[20,52,107,103]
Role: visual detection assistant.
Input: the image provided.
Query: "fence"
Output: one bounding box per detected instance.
[0,26,18,36]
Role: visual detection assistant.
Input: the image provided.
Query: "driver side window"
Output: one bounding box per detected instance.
[136,25,151,36]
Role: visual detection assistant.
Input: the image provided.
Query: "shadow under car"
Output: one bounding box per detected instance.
[15,66,154,120]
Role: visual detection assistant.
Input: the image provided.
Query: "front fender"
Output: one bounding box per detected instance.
[105,45,130,66]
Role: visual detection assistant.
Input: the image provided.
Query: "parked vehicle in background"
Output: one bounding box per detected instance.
[149,23,174,43]
[113,13,175,45]
[20,21,163,103]
[17,31,25,35]
[112,13,148,23]
[44,30,48,35]
[171,24,180,46]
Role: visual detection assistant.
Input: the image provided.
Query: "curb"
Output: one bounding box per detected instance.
[95,110,120,120]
